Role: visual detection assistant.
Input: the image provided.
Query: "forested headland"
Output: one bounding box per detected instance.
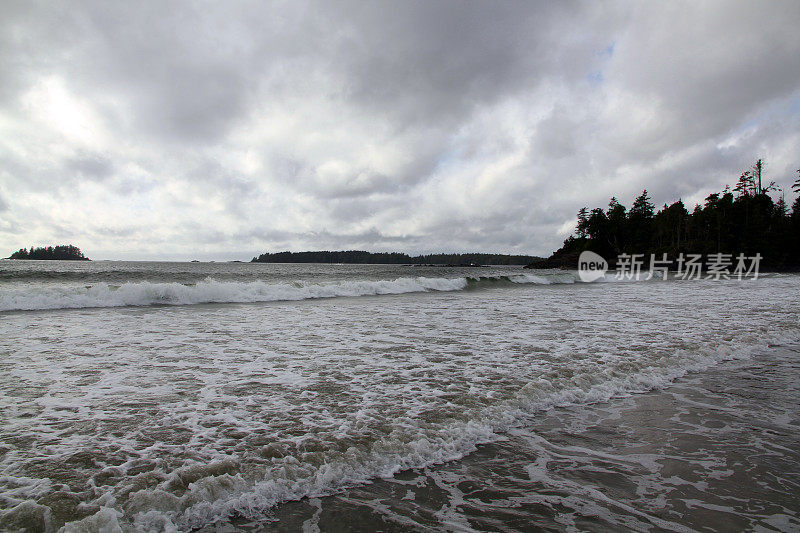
[529,159,800,270]
[7,245,90,261]
[252,250,541,265]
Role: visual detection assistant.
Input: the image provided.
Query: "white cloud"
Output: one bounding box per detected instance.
[0,0,798,260]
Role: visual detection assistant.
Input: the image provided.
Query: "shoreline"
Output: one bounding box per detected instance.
[259,342,800,531]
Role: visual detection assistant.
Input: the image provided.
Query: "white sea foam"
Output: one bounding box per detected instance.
[57,332,778,532]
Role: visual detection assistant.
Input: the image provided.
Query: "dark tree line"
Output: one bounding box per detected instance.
[535,159,800,270]
[251,250,541,265]
[8,245,90,260]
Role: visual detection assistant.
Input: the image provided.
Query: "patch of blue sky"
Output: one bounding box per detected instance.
[433,150,462,174]
[587,70,604,86]
[586,42,615,87]
[740,93,800,131]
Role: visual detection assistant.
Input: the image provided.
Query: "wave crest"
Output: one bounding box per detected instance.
[0,274,583,312]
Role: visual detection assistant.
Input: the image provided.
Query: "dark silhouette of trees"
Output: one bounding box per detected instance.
[531,159,800,270]
[8,245,89,260]
[251,250,541,265]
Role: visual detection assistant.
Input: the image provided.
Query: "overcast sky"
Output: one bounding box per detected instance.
[1,1,799,260]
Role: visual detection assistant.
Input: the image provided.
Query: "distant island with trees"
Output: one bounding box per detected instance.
[528,159,800,270]
[252,251,541,266]
[7,245,90,261]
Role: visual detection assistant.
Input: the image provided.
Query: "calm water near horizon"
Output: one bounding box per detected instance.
[0,261,798,531]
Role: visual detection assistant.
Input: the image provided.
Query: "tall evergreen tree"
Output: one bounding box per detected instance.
[753,159,763,194]
[629,190,655,218]
[734,171,755,197]
[576,207,590,238]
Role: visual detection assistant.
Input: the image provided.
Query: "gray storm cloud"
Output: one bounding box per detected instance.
[0,0,798,260]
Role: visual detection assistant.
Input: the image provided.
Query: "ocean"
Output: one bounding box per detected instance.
[0,261,798,532]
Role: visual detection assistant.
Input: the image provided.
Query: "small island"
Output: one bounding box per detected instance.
[252,250,541,266]
[7,245,91,261]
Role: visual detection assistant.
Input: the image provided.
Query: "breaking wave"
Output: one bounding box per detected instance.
[0,273,588,311]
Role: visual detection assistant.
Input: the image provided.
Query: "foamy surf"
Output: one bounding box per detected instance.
[57,333,781,533]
